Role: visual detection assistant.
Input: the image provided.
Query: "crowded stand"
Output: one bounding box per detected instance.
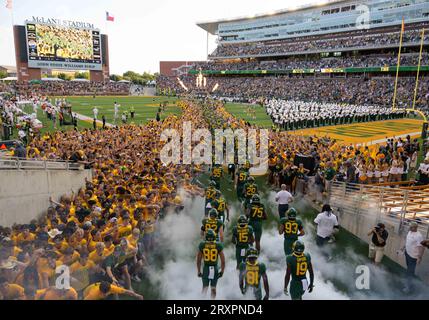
[157,76,429,111]
[0,101,206,300]
[192,53,429,71]
[210,23,429,58]
[14,81,131,96]
[0,95,44,143]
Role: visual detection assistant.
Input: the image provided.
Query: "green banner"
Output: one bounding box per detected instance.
[188,65,429,75]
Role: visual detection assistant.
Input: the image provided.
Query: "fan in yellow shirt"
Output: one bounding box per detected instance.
[58,247,80,266]
[35,286,78,300]
[69,253,97,292]
[14,226,36,245]
[37,252,63,289]
[126,228,141,250]
[89,242,107,265]
[117,214,133,239]
[103,235,115,256]
[0,278,25,300]
[83,281,143,300]
[87,229,103,252]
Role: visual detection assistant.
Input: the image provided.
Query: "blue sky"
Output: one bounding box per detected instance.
[0,0,318,74]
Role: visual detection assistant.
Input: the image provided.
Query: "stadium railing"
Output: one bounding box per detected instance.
[0,156,85,171]
[329,181,429,238]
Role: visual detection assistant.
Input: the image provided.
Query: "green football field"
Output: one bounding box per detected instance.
[62,96,181,126]
[224,103,273,128]
[15,96,181,137]
[65,97,273,128]
[15,97,273,138]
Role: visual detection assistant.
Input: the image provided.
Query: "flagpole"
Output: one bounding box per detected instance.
[104,12,107,37]
[392,18,405,111]
[10,5,14,26]
[412,28,425,111]
[7,0,14,26]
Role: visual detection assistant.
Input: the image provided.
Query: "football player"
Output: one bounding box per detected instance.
[201,209,224,243]
[211,190,230,225]
[243,176,258,213]
[197,229,225,299]
[284,240,314,300]
[279,208,305,258]
[235,165,249,202]
[232,215,254,269]
[239,247,269,300]
[247,194,267,252]
[204,180,218,216]
[210,164,223,190]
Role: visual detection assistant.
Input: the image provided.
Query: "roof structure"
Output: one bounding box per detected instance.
[196,0,347,34]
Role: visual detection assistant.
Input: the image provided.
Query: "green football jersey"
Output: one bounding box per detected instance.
[205,186,216,203]
[239,261,266,288]
[279,218,303,240]
[286,253,311,281]
[202,218,224,235]
[243,183,258,198]
[236,169,248,187]
[249,203,266,222]
[232,225,254,248]
[212,197,227,215]
[199,241,224,266]
[211,166,223,179]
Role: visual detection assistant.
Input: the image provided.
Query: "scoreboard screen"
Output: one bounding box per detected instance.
[26,23,102,71]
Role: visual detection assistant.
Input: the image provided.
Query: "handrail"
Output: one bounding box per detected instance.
[329,181,429,235]
[0,156,87,171]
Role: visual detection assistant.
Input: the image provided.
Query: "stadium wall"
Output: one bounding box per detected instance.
[160,61,203,76]
[0,169,92,227]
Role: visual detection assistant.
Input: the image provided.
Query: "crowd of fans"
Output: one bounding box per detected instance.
[157,76,429,111]
[265,99,407,130]
[192,53,429,71]
[14,81,131,96]
[0,95,45,143]
[267,132,428,196]
[210,24,429,58]
[0,100,212,300]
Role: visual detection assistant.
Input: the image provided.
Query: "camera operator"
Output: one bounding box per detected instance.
[367,223,388,265]
[416,158,429,185]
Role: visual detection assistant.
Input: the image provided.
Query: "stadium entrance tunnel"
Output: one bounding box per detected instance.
[133,174,429,300]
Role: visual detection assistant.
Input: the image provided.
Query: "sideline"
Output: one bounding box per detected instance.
[355,131,421,146]
[73,112,114,128]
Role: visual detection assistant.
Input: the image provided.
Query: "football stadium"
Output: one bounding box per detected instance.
[1,0,429,309]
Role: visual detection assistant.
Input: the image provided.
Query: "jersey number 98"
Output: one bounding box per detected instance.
[203,248,218,262]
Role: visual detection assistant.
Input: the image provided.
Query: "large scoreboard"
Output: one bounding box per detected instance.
[25,22,102,71]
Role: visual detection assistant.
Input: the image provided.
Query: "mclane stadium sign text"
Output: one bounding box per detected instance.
[26,16,96,30]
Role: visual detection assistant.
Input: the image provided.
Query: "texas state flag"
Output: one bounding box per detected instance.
[106,11,114,22]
